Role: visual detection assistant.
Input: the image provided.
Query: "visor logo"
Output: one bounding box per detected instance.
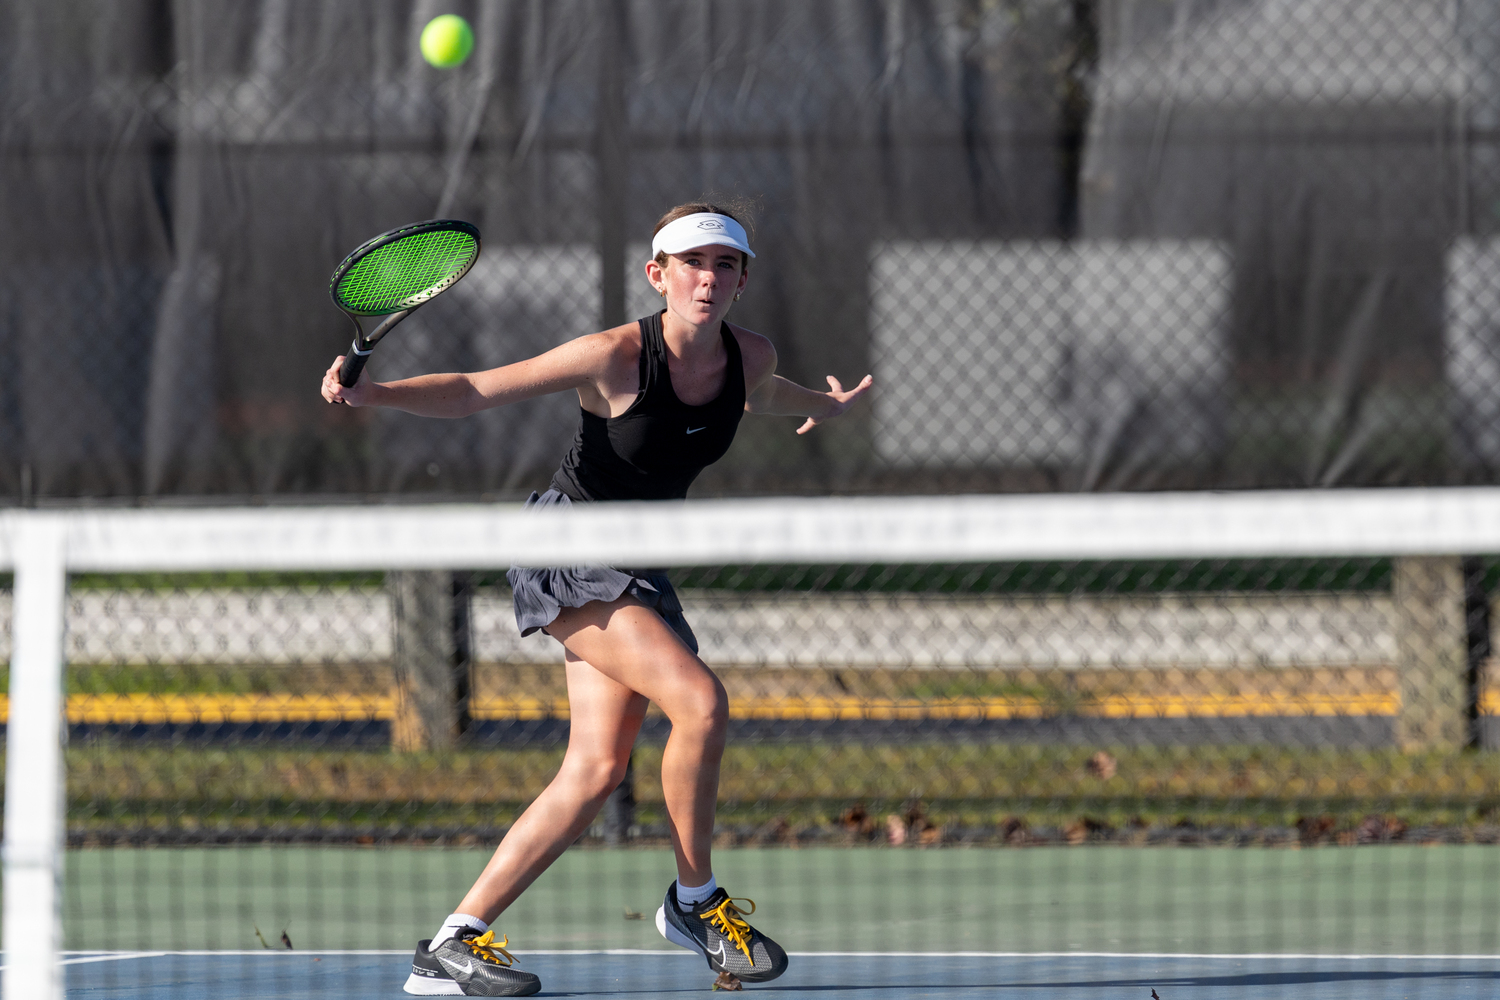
[697,219,726,230]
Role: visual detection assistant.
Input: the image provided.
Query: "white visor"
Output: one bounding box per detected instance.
[650,213,755,260]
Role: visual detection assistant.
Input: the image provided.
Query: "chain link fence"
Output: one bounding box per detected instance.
[2,552,1480,853]
[7,0,1500,972]
[2,0,1500,498]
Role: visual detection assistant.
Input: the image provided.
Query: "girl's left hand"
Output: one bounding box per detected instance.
[797,374,874,434]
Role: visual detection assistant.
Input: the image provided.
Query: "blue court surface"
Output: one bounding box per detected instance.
[46,950,1500,999]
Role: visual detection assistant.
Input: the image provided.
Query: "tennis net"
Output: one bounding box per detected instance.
[5,489,1500,999]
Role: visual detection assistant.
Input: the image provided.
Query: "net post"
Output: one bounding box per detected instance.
[1462,556,1491,748]
[390,570,467,751]
[3,515,67,1000]
[1393,555,1469,750]
[594,0,627,331]
[602,754,636,845]
[451,571,474,739]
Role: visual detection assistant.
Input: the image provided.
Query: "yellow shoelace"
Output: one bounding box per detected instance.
[701,897,757,965]
[463,930,518,967]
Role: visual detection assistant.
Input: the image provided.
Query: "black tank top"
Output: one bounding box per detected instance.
[550,311,746,501]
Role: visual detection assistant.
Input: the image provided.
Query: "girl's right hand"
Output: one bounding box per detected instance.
[321,356,372,406]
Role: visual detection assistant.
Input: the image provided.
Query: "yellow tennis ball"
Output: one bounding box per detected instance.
[420,15,473,68]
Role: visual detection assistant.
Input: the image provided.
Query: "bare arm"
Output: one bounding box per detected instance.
[738,330,874,434]
[320,332,626,418]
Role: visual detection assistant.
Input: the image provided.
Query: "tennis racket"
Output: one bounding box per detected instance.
[329,218,482,387]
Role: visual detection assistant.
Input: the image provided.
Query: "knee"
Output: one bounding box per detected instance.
[669,673,729,739]
[566,751,632,800]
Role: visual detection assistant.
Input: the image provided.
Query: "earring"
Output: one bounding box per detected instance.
[734,292,741,301]
[658,287,665,297]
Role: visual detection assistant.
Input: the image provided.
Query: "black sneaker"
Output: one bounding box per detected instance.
[404,939,462,995]
[656,884,789,986]
[404,929,541,997]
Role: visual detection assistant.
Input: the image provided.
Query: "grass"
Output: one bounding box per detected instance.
[54,743,1500,839]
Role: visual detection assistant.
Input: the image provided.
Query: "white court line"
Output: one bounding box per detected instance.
[48,949,688,958]
[0,953,167,970]
[56,950,410,957]
[35,949,1500,961]
[61,953,168,967]
[797,952,1500,961]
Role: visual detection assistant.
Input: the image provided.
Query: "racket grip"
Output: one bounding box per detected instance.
[339,339,373,387]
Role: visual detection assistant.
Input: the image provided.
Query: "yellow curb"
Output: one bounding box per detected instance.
[0,691,1416,724]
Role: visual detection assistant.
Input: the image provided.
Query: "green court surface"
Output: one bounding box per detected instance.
[59,845,1500,956]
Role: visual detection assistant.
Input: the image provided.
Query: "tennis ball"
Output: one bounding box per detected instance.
[420,14,474,68]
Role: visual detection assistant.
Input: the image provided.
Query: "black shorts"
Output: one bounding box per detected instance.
[505,489,699,653]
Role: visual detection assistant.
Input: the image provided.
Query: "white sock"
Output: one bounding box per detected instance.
[431,912,489,947]
[676,874,717,911]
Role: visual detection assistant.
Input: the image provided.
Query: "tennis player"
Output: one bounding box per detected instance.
[321,202,872,996]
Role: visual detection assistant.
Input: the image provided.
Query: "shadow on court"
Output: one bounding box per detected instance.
[45,952,1500,1000]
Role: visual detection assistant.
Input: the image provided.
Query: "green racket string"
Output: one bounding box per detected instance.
[334,228,478,314]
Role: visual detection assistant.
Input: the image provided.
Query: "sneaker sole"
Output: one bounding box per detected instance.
[655,905,701,953]
[403,971,464,996]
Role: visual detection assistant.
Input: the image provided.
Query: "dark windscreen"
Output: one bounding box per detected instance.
[0,0,1491,501]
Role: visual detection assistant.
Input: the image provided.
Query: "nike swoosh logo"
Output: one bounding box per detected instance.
[706,939,728,964]
[452,959,474,976]
[686,426,707,434]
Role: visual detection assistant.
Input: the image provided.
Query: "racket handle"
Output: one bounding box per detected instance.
[339,339,373,387]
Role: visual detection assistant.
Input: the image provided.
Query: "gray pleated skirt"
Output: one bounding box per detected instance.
[505,489,698,653]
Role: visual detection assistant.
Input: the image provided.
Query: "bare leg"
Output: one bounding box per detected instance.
[454,597,727,920]
[454,647,647,920]
[548,599,729,886]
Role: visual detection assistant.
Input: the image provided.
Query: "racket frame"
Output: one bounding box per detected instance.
[330,219,481,387]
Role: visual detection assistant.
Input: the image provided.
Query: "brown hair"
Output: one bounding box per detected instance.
[651,197,758,272]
